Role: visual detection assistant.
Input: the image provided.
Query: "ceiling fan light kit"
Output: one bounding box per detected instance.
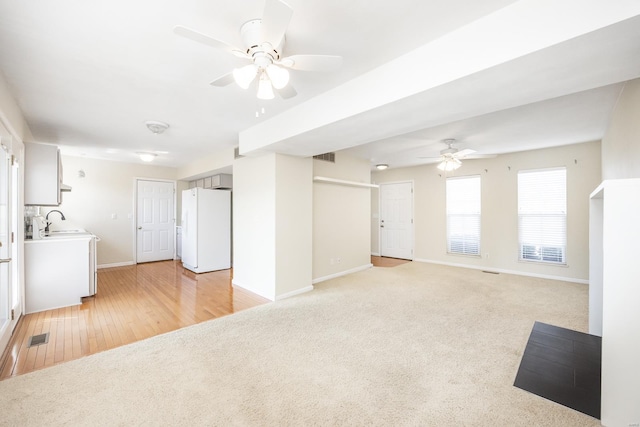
[233,64,259,89]
[257,72,275,100]
[437,157,462,171]
[265,63,290,89]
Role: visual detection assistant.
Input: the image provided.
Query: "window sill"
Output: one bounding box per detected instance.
[447,252,481,259]
[518,259,568,268]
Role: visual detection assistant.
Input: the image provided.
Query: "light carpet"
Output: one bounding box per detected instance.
[0,262,599,426]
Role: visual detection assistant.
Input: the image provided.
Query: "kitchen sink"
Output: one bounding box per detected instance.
[44,229,91,239]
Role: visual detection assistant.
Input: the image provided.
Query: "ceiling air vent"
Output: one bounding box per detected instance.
[234,147,244,159]
[313,152,335,163]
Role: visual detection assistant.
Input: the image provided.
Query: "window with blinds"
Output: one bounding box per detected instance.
[446,176,481,256]
[517,167,567,264]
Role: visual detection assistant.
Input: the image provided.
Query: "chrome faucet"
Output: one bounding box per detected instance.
[44,210,66,234]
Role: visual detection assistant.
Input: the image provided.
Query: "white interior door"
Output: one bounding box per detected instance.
[380,182,414,260]
[136,180,175,263]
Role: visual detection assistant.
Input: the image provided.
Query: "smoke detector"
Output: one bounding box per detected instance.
[145,121,169,134]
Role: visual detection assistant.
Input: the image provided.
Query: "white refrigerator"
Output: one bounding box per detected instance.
[181,188,231,273]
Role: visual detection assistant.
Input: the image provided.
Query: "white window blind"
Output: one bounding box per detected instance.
[446,176,481,255]
[517,168,567,264]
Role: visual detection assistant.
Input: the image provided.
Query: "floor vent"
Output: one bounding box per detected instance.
[482,270,499,274]
[27,333,49,348]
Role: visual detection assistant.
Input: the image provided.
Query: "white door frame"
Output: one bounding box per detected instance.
[133,177,177,264]
[0,124,24,354]
[377,180,415,259]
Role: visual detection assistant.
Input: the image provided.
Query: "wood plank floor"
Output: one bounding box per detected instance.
[0,260,269,380]
[371,256,411,268]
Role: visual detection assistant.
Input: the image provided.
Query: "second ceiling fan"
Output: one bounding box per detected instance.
[420,139,490,171]
[175,0,343,100]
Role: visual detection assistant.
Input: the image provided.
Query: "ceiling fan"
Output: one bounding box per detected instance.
[174,0,343,100]
[420,139,479,171]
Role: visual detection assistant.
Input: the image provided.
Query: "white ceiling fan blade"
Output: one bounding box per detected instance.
[456,148,477,158]
[174,25,248,58]
[278,54,343,71]
[465,153,498,159]
[276,84,297,99]
[260,0,293,48]
[209,72,235,87]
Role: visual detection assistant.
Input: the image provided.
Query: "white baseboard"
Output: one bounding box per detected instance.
[231,281,314,301]
[232,280,274,301]
[98,261,135,269]
[275,286,314,301]
[312,263,373,284]
[371,252,380,256]
[412,258,588,285]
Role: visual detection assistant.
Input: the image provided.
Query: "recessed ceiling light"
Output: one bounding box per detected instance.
[376,164,389,170]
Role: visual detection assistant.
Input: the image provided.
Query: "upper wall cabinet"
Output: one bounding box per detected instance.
[188,173,232,190]
[24,142,70,206]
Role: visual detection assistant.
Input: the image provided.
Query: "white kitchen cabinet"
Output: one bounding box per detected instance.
[24,236,95,313]
[211,173,232,188]
[188,174,233,189]
[24,142,64,206]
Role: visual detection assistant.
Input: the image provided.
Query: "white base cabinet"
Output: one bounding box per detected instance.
[25,237,93,313]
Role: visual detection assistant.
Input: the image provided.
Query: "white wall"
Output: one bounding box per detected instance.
[313,153,372,281]
[602,78,640,179]
[372,141,601,282]
[176,146,234,180]
[0,72,32,143]
[233,153,313,300]
[232,153,277,299]
[45,155,178,266]
[275,155,313,297]
[597,77,640,427]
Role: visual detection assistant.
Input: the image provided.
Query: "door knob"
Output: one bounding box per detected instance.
[380,225,384,228]
[0,258,11,264]
[137,226,142,230]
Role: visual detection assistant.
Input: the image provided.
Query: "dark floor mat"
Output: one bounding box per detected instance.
[514,321,601,419]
